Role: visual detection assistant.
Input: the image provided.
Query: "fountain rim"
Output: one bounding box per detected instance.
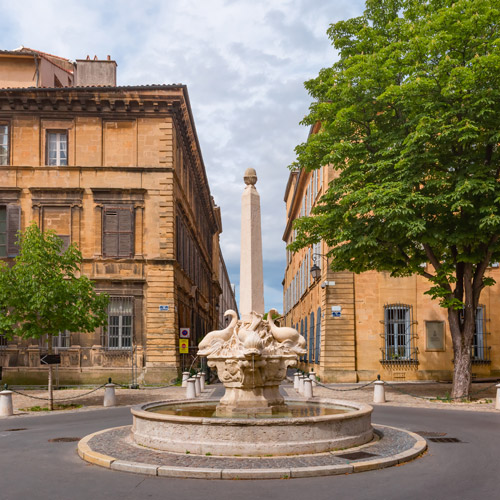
[131,397,373,426]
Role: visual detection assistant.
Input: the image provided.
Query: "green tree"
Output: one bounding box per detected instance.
[0,223,108,409]
[290,0,500,398]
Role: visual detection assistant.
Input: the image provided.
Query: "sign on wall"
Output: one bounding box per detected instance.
[179,328,190,339]
[331,305,342,318]
[179,339,189,353]
[426,321,445,351]
[159,305,169,312]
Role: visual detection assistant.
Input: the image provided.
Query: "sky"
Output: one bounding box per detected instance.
[0,0,366,312]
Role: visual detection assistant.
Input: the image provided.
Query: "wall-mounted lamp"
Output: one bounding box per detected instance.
[310,252,328,281]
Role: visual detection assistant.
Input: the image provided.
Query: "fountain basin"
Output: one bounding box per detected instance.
[131,398,373,457]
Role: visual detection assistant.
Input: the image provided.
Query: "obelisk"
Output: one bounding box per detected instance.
[239,168,264,321]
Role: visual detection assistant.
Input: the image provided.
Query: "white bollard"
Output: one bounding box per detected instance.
[373,380,386,403]
[303,378,313,399]
[200,372,206,392]
[298,376,305,395]
[103,383,117,407]
[294,373,300,391]
[309,371,317,387]
[495,383,500,410]
[182,372,190,388]
[186,378,197,398]
[194,375,201,397]
[0,390,14,416]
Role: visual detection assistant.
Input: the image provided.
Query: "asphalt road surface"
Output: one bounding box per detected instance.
[0,404,498,500]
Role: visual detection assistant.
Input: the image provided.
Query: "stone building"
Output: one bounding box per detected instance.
[0,49,235,384]
[282,126,500,382]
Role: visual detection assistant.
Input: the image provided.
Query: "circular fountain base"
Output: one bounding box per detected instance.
[131,398,373,457]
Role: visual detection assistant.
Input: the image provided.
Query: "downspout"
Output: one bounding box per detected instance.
[33,54,39,87]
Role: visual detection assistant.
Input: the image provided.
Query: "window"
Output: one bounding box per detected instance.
[0,125,8,165]
[382,304,417,363]
[103,207,134,257]
[315,307,321,363]
[107,297,133,349]
[46,131,68,166]
[303,316,308,362]
[0,333,7,347]
[309,311,315,363]
[473,306,487,361]
[52,330,70,349]
[0,205,20,258]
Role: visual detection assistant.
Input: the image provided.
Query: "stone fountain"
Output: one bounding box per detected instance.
[130,169,374,456]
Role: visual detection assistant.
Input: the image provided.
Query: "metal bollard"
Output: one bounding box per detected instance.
[103,383,117,407]
[200,372,206,392]
[373,380,386,403]
[303,378,313,399]
[182,372,190,388]
[496,383,500,410]
[0,390,14,416]
[309,371,317,387]
[186,378,197,398]
[294,373,300,391]
[194,375,201,397]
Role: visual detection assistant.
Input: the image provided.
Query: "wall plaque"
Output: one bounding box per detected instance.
[426,321,445,351]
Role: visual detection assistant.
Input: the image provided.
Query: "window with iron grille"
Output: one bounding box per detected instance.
[106,297,133,349]
[103,206,134,258]
[52,331,70,349]
[46,131,68,166]
[381,304,418,364]
[0,124,8,165]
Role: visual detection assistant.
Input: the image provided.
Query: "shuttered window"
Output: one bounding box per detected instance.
[103,206,134,257]
[0,205,20,258]
[315,307,321,363]
[0,124,8,165]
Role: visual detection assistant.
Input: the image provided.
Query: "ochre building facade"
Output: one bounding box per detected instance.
[283,159,500,383]
[0,50,235,384]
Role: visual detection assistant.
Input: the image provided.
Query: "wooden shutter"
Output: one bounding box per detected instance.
[6,204,20,257]
[103,210,119,257]
[118,208,134,257]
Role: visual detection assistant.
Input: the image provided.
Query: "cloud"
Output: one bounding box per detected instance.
[0,0,367,311]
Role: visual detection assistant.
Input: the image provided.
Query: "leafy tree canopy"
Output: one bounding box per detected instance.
[0,223,108,341]
[291,0,500,311]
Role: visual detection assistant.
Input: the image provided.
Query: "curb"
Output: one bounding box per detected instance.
[77,424,427,480]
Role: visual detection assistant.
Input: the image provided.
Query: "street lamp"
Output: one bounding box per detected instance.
[310,253,327,281]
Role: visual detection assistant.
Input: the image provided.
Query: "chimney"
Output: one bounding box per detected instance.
[74,56,117,87]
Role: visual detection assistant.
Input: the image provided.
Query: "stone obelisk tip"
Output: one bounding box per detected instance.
[243,168,257,186]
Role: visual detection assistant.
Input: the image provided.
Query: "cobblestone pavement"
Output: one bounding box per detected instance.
[87,425,416,469]
[4,379,499,417]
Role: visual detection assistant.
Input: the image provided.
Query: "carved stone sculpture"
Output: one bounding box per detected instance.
[199,309,306,415]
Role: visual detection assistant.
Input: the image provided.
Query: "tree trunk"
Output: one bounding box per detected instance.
[448,309,473,399]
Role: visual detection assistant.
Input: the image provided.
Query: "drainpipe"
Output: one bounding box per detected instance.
[33,54,40,87]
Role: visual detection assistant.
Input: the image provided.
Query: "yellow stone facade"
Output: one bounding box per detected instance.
[0,84,233,385]
[283,165,500,382]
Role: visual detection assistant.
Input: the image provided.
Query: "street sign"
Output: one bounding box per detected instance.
[179,328,190,339]
[159,305,169,312]
[332,306,342,318]
[179,339,189,354]
[40,354,61,365]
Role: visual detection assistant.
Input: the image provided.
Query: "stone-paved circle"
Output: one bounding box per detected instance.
[78,424,427,479]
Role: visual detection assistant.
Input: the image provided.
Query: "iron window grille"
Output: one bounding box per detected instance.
[106,297,134,350]
[380,304,419,365]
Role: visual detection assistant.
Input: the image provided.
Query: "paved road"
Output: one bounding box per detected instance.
[0,404,498,500]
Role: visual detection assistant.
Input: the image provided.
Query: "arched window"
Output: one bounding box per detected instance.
[315,307,321,363]
[309,311,315,364]
[303,316,308,362]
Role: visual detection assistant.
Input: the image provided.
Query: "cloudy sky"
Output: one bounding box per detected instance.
[0,0,366,312]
